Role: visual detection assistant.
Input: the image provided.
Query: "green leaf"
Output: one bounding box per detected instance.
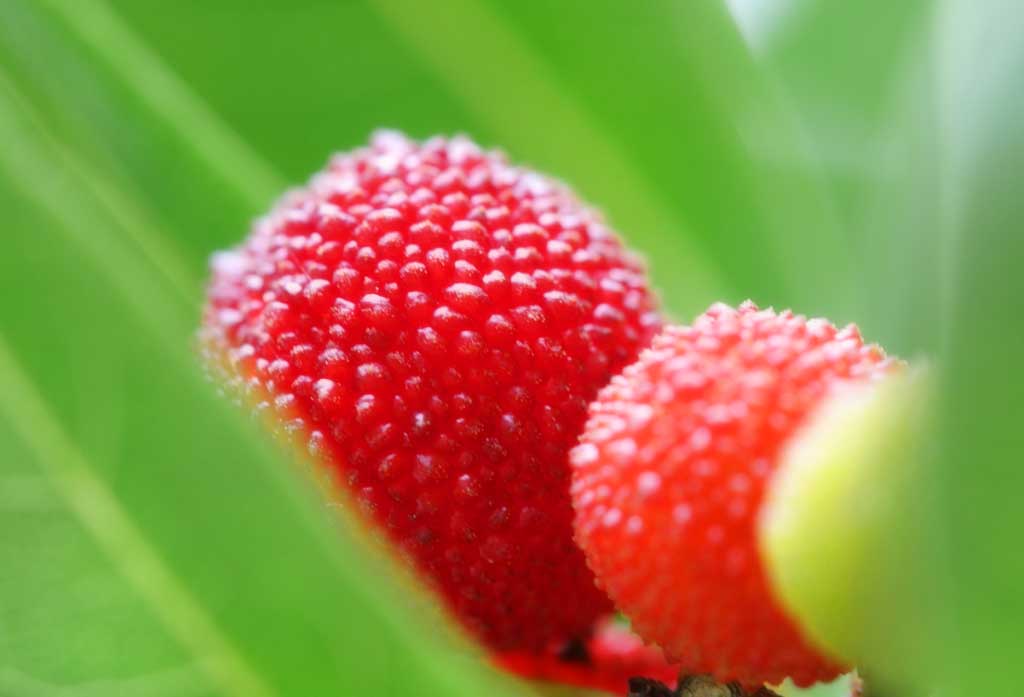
[932,1,1024,693]
[734,0,943,352]
[0,22,523,697]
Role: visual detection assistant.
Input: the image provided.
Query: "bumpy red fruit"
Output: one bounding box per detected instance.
[571,301,897,687]
[202,131,660,651]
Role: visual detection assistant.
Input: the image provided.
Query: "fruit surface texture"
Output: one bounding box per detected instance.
[202,131,660,650]
[571,301,896,686]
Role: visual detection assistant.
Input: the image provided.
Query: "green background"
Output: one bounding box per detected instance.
[1,1,1021,695]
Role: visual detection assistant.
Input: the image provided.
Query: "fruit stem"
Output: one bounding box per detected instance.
[626,674,781,697]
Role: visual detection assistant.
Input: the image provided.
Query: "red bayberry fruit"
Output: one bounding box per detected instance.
[570,301,898,687]
[202,131,660,652]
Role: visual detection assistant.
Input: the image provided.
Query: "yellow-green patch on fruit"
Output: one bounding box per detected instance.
[759,368,937,694]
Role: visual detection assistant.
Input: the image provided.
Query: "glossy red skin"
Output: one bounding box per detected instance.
[202,132,659,651]
[571,302,896,687]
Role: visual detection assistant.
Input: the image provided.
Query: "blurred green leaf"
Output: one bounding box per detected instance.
[932,1,1024,694]
[0,16,524,697]
[737,0,943,352]
[776,674,855,697]
[0,0,268,280]
[41,0,283,209]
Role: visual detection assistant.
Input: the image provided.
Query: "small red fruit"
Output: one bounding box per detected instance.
[202,131,660,652]
[571,301,897,687]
